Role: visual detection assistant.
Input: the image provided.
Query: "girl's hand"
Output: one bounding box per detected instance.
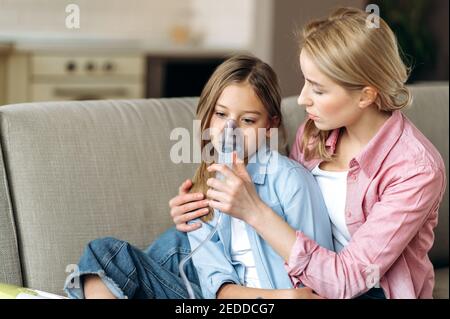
[206,152,267,224]
[169,179,210,232]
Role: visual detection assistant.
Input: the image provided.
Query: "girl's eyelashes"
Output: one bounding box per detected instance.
[214,111,226,118]
[242,118,256,125]
[214,111,257,125]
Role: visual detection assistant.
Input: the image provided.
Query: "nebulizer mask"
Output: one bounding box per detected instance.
[178,119,243,299]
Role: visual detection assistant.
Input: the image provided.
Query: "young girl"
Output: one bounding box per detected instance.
[184,54,334,299]
[64,54,334,299]
[173,8,446,299]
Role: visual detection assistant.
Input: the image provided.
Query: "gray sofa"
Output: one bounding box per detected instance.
[0,83,448,298]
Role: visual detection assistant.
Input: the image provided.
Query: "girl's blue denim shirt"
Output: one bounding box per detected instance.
[187,144,335,298]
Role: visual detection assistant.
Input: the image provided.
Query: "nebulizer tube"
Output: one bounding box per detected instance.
[179,119,239,299]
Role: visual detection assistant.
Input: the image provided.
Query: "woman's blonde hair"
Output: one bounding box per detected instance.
[191,54,284,221]
[299,7,412,161]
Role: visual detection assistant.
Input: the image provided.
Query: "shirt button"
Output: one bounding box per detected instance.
[346,211,352,218]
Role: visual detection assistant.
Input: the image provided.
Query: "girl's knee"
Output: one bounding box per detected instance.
[87,237,126,256]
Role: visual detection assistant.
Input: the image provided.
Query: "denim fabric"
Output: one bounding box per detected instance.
[64,225,386,299]
[64,227,203,299]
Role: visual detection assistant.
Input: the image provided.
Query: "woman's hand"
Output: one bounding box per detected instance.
[169,179,210,232]
[206,152,268,224]
[217,284,324,299]
[278,287,325,299]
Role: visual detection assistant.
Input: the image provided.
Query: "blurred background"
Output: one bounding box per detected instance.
[0,0,448,105]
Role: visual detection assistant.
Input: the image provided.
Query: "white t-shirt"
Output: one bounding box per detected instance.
[230,217,261,288]
[311,164,351,252]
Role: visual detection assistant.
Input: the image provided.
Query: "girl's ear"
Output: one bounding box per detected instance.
[265,116,280,137]
[359,86,378,109]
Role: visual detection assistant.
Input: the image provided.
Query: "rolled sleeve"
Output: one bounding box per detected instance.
[284,231,318,279]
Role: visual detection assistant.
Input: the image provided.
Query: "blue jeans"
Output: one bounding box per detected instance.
[64,227,203,299]
[64,226,385,299]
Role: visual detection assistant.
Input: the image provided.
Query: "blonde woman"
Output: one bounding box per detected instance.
[171,7,446,298]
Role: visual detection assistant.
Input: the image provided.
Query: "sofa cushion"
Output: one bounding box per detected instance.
[0,141,22,287]
[433,267,449,299]
[0,98,202,294]
[401,84,449,268]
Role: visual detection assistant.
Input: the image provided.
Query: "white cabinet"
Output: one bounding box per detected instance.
[30,55,144,77]
[29,54,145,101]
[30,82,143,102]
[2,52,145,104]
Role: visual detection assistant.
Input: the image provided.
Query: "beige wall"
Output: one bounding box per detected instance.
[0,55,6,105]
[0,0,191,41]
[0,0,255,50]
[271,0,365,97]
[0,45,12,105]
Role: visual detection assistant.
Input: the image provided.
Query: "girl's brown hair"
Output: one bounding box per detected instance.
[299,7,412,161]
[191,54,284,221]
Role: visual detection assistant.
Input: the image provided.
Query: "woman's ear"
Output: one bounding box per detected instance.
[358,86,378,109]
[265,116,280,137]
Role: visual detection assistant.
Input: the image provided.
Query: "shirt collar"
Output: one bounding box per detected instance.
[325,111,404,177]
[325,127,341,153]
[246,142,272,185]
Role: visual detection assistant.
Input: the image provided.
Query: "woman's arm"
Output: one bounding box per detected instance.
[205,156,299,261]
[248,204,297,261]
[206,154,446,298]
[217,283,324,299]
[281,165,446,299]
[253,164,334,260]
[186,200,323,299]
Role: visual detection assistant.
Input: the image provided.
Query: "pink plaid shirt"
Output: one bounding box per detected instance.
[287,110,446,299]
